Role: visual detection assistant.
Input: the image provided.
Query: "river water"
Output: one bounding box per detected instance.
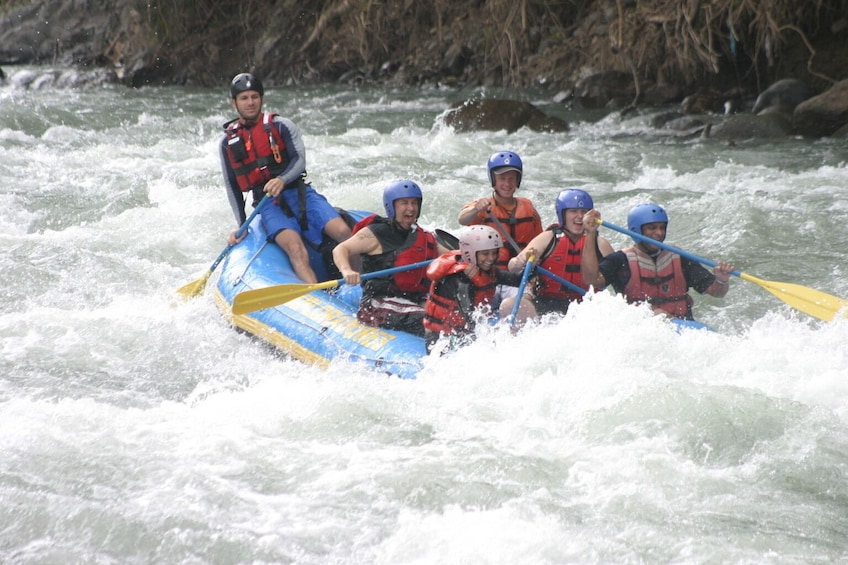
[2,66,848,563]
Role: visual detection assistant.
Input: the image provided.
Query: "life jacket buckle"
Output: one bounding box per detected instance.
[270,136,282,163]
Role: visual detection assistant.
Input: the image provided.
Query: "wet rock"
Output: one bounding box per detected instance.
[442,97,569,133]
[752,78,812,114]
[793,79,848,138]
[640,83,684,107]
[704,113,793,141]
[832,121,848,138]
[572,70,635,109]
[681,88,725,115]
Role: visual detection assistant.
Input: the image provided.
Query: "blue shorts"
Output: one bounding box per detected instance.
[260,185,340,247]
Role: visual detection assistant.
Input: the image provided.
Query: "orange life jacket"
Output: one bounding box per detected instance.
[423,252,498,335]
[536,229,588,301]
[623,246,692,318]
[477,197,541,268]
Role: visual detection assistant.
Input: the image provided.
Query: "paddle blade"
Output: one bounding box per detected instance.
[435,229,459,250]
[741,273,848,322]
[232,279,340,315]
[176,270,211,300]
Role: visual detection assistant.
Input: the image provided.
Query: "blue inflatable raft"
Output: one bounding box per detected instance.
[212,211,427,380]
[210,212,714,380]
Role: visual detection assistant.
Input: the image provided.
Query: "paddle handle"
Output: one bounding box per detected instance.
[600,221,742,277]
[356,259,433,283]
[487,210,522,254]
[326,258,436,295]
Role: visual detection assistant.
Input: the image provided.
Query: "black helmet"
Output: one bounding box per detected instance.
[230,73,264,98]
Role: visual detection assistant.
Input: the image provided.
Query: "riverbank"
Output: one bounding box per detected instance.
[1,0,846,103]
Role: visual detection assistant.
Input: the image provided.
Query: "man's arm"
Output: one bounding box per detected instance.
[685,258,733,297]
[581,210,605,287]
[458,198,491,225]
[275,117,308,188]
[220,140,246,225]
[332,227,382,285]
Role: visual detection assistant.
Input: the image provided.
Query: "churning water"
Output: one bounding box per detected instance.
[2,66,848,563]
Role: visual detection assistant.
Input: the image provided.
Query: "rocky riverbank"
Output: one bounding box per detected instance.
[2,0,847,138]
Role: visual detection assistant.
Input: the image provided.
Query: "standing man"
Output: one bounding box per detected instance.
[220,72,351,284]
[581,203,734,321]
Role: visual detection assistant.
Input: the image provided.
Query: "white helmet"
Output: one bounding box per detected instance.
[459,225,503,266]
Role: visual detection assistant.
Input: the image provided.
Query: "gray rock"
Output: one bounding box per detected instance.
[573,71,635,109]
[793,79,848,138]
[442,98,568,133]
[752,78,812,115]
[705,113,793,140]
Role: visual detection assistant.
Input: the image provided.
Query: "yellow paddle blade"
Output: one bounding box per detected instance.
[740,273,848,322]
[232,279,341,315]
[176,270,212,300]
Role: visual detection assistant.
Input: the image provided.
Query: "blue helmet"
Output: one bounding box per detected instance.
[627,203,669,241]
[555,189,594,226]
[487,151,523,187]
[382,179,423,219]
[230,73,264,98]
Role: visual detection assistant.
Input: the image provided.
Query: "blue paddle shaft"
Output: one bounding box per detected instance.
[600,221,741,277]
[536,265,587,295]
[509,258,535,326]
[208,195,273,273]
[347,259,434,285]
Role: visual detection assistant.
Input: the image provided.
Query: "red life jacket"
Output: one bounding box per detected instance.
[224,113,287,193]
[623,246,692,318]
[477,197,541,269]
[354,215,439,298]
[423,252,498,335]
[536,229,588,301]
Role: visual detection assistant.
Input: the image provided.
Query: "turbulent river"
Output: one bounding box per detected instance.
[2,66,848,563]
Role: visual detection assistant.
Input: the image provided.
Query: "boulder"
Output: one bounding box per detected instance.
[442,98,569,133]
[640,83,684,107]
[752,78,812,114]
[0,0,123,64]
[793,80,848,138]
[680,88,725,114]
[572,70,636,109]
[705,113,793,141]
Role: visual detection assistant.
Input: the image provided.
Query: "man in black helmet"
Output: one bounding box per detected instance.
[220,72,352,283]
